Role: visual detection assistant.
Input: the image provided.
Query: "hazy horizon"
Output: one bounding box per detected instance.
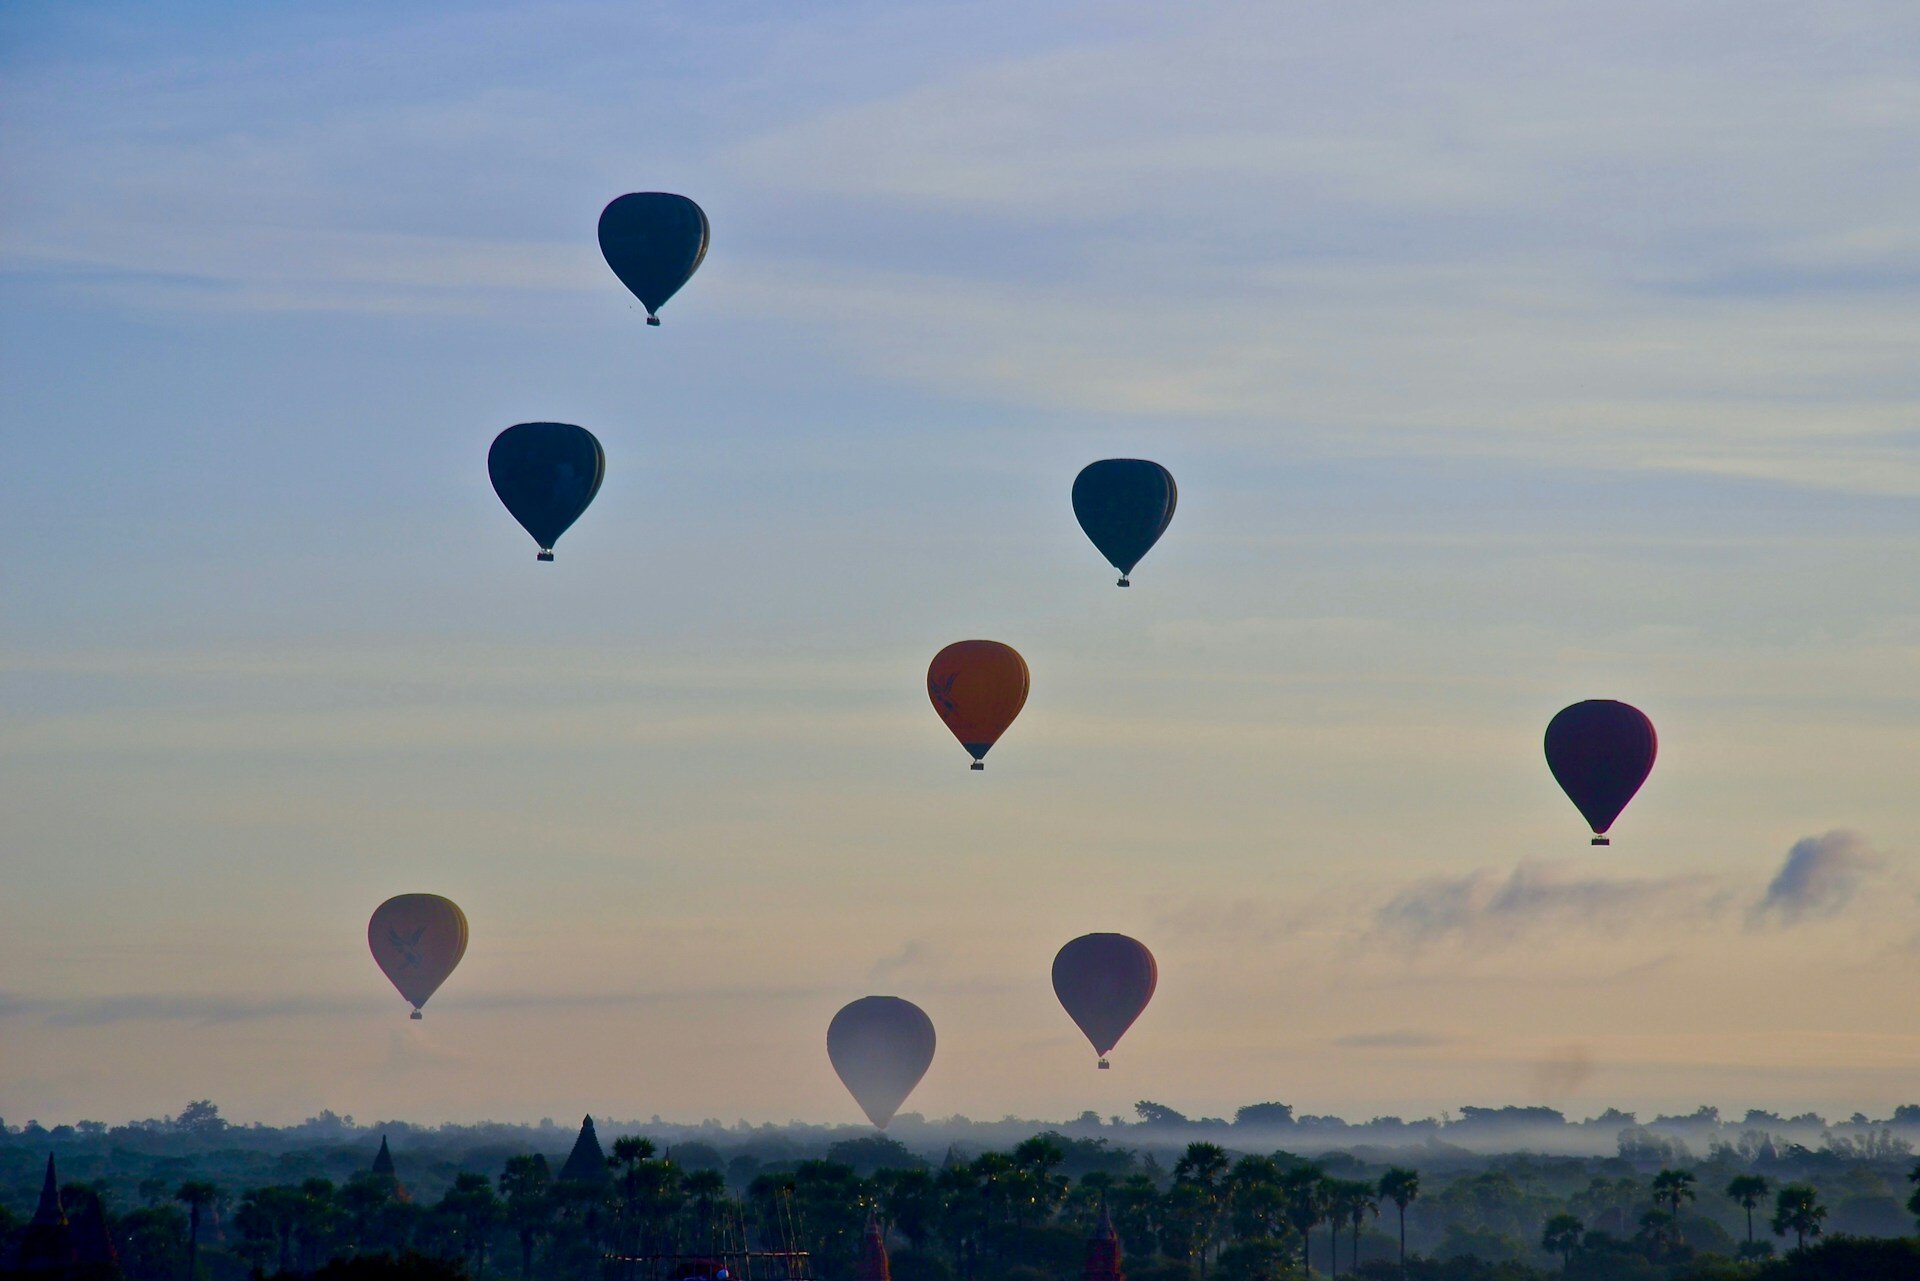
[4,2,1919,1129]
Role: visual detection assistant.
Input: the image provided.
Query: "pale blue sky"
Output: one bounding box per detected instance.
[3,1,1918,1126]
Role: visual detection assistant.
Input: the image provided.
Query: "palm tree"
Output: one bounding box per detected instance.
[1725,1175,1770,1247]
[684,1169,727,1251]
[611,1137,657,1255]
[1278,1166,1326,1278]
[1339,1179,1377,1272]
[440,1172,503,1277]
[1769,1183,1826,1252]
[174,1182,220,1281]
[1540,1213,1582,1269]
[499,1154,553,1281]
[1376,1168,1418,1277]
[1171,1143,1230,1276]
[1649,1169,1695,1250]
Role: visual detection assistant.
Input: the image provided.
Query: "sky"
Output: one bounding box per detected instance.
[2,0,1919,1129]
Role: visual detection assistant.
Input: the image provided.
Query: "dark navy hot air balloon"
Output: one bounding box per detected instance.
[488,423,604,561]
[1072,460,1177,587]
[598,193,709,325]
[1544,700,1657,845]
[1052,933,1157,1069]
[827,996,935,1129]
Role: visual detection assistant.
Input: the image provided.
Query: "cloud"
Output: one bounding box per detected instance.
[1748,830,1886,928]
[1373,861,1728,947]
[1532,1043,1596,1101]
[867,940,935,982]
[0,992,373,1028]
[0,984,835,1028]
[1333,1030,1451,1050]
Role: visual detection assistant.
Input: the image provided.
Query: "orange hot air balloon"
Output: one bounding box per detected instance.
[368,894,468,1019]
[927,640,1029,770]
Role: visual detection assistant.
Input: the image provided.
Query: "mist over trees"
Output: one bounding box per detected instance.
[4,1100,1920,1280]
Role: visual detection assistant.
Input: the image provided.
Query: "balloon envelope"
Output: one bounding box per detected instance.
[488,422,605,560]
[598,193,710,323]
[1053,933,1157,1063]
[368,894,469,1017]
[1544,700,1657,843]
[1072,460,1177,586]
[827,996,935,1129]
[927,641,1029,768]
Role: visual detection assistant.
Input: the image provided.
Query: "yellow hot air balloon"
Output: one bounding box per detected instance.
[368,894,468,1019]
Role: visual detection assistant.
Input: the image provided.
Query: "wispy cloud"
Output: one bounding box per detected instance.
[1333,1030,1451,1050]
[1748,830,1887,928]
[867,940,936,983]
[1373,861,1729,947]
[0,992,373,1028]
[1532,1043,1596,1101]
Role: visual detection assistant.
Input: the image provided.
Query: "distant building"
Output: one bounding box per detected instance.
[559,1115,611,1185]
[15,1155,76,1273]
[1082,1203,1123,1281]
[855,1211,889,1281]
[68,1190,120,1280]
[370,1134,411,1202]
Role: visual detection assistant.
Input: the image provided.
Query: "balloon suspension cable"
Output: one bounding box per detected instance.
[537,549,554,562]
[646,314,662,327]
[410,1009,423,1021]
[1591,836,1610,846]
[970,760,985,771]
[1098,1057,1110,1070]
[1117,577,1130,587]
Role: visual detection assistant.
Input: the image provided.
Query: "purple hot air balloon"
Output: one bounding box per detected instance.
[1052,934,1157,1069]
[1544,700,1657,845]
[827,996,935,1129]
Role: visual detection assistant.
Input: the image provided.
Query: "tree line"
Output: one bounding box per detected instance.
[6,1127,1920,1281]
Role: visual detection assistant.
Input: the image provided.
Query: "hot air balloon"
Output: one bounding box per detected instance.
[488,422,605,561]
[368,894,468,1019]
[827,996,935,1129]
[1073,460,1177,587]
[1544,700,1657,845]
[1052,933,1157,1069]
[598,193,709,325]
[927,640,1029,770]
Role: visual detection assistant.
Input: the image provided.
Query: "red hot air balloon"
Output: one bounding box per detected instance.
[1052,934,1157,1069]
[827,996,935,1129]
[368,894,468,1019]
[1544,700,1657,845]
[927,641,1029,770]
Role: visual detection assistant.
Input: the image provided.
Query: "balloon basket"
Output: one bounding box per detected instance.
[970,761,984,771]
[646,315,661,327]
[1116,577,1130,587]
[1098,1058,1110,1070]
[1591,836,1610,846]
[537,550,554,562]
[410,1010,423,1020]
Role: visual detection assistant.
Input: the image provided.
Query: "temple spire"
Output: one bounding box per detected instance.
[856,1209,891,1281]
[31,1154,66,1227]
[1082,1198,1123,1281]
[15,1154,77,1272]
[558,1114,610,1185]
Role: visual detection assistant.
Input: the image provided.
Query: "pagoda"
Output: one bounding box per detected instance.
[15,1154,77,1273]
[558,1114,611,1185]
[855,1210,890,1281]
[1082,1202,1123,1281]
[370,1134,411,1202]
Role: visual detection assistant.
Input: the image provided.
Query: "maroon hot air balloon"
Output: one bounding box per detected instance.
[1544,700,1657,845]
[1052,933,1157,1069]
[827,996,936,1129]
